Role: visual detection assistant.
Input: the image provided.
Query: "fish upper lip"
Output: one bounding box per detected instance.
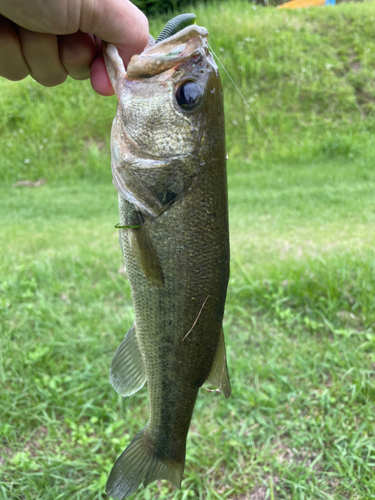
[127,25,208,79]
[147,25,208,53]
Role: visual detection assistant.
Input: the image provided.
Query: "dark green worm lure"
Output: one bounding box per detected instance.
[155,13,197,43]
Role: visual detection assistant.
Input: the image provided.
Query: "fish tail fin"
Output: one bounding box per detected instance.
[106,426,184,499]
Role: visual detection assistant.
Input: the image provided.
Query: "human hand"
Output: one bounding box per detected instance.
[0,0,148,95]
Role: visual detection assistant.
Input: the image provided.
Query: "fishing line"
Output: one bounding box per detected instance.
[208,43,293,172]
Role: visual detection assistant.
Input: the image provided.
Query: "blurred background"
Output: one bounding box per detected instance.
[1,1,375,498]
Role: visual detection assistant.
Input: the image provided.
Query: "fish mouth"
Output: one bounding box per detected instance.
[127,25,209,79]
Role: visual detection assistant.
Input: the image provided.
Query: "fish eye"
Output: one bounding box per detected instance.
[175,81,203,111]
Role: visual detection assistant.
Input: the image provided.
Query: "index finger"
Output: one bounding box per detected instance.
[80,0,149,67]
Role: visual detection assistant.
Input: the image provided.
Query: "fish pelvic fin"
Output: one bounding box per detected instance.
[205,327,231,398]
[110,323,147,397]
[106,427,184,499]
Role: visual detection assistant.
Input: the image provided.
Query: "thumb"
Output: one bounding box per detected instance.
[81,0,149,65]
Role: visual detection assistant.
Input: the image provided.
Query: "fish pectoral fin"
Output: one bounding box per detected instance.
[128,218,164,288]
[118,197,164,287]
[110,323,147,397]
[205,327,231,398]
[106,426,184,499]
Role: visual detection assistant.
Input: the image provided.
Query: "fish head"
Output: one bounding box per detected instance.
[104,25,224,160]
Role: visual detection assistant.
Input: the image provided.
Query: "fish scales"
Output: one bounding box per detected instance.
[104,20,230,499]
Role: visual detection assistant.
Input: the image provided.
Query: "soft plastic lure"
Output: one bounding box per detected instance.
[155,13,197,43]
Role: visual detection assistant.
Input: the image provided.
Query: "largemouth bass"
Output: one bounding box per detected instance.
[104,17,230,499]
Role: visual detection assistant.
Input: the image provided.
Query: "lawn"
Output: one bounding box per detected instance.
[1,2,375,499]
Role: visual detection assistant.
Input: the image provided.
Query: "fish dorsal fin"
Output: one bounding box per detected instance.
[205,328,231,398]
[110,323,147,397]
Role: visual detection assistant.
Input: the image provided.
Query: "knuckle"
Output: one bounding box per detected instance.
[0,70,29,82]
[33,72,67,87]
[0,67,29,81]
[69,69,90,81]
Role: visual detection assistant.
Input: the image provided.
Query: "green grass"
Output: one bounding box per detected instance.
[2,1,375,499]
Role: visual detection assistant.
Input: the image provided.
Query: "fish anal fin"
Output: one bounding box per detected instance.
[110,323,147,397]
[106,427,184,499]
[205,327,231,398]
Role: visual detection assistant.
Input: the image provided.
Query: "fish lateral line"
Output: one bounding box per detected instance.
[115,223,140,229]
[181,295,210,341]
